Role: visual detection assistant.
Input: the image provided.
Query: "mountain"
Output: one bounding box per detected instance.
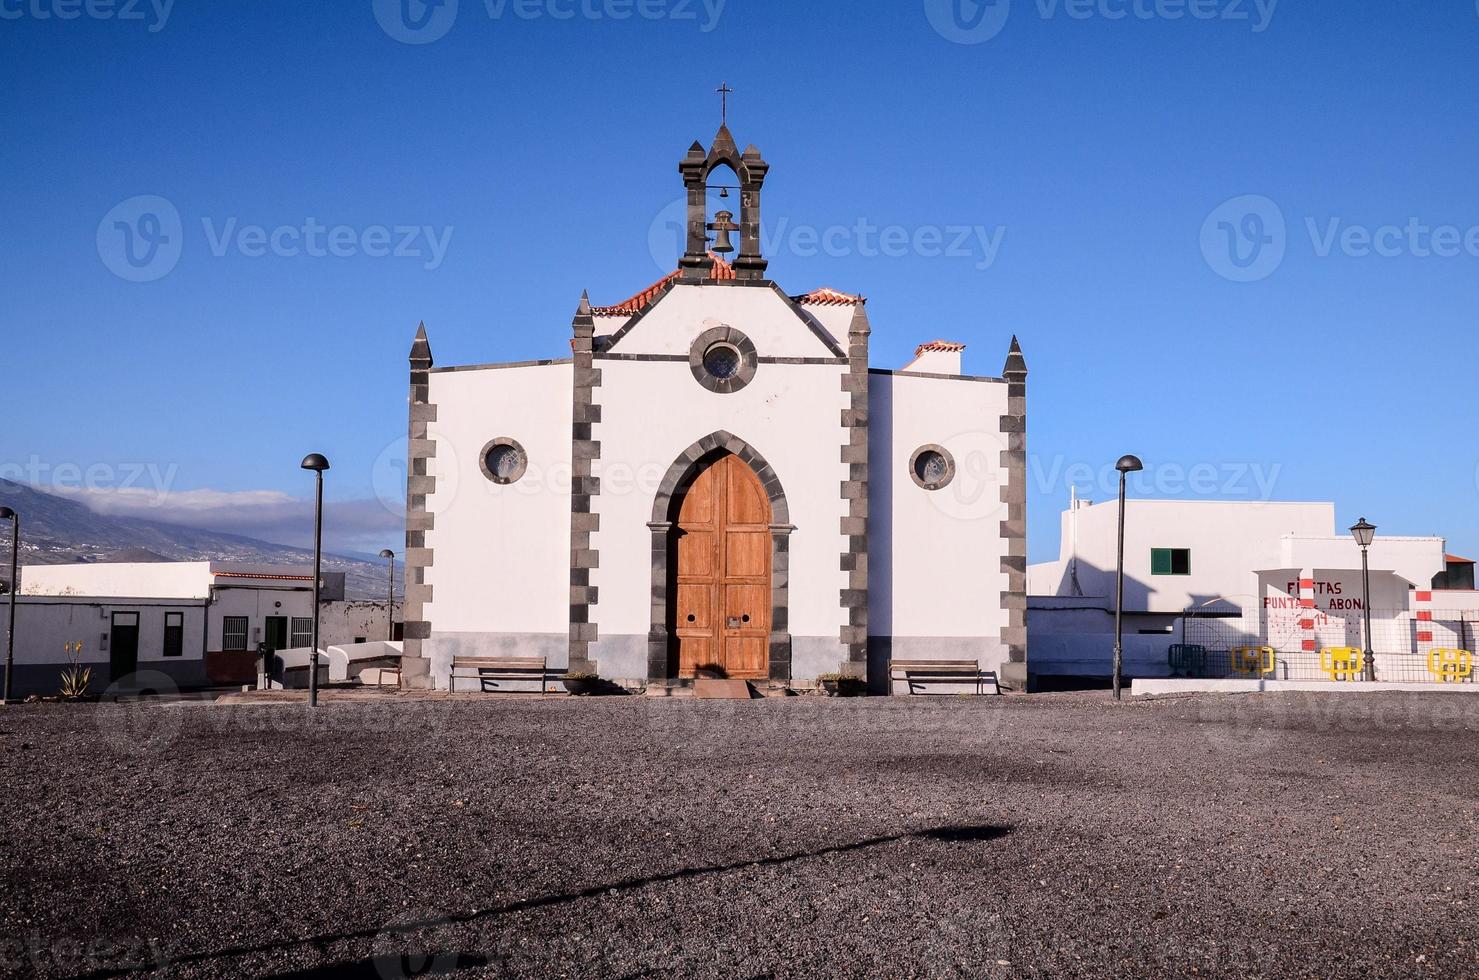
[0,480,397,599]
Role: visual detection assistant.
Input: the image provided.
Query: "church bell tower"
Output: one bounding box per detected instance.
[679,84,770,281]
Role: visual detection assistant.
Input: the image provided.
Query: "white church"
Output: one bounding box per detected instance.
[397,121,1027,694]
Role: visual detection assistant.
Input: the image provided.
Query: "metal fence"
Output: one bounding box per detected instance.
[1178,608,1477,684]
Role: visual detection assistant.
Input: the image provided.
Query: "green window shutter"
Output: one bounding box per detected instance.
[1151,549,1171,575]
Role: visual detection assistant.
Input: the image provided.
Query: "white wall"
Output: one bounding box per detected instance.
[1428,590,1479,613]
[1031,500,1337,612]
[21,562,212,599]
[609,284,840,358]
[0,597,208,696]
[1278,536,1445,590]
[321,600,400,647]
[208,586,315,651]
[0,598,206,665]
[868,372,1010,643]
[423,362,574,637]
[592,357,850,671]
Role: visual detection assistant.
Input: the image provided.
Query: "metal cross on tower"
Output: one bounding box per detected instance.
[717,82,733,125]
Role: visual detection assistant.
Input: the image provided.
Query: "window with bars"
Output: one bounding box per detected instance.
[290,617,314,649]
[222,616,249,652]
[163,612,184,657]
[1151,548,1192,576]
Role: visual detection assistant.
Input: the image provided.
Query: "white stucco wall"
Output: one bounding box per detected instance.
[422,362,574,650]
[608,284,840,358]
[1030,500,1338,612]
[591,356,850,679]
[868,371,1011,666]
[1277,536,1445,591]
[414,283,1021,688]
[320,600,401,647]
[207,586,315,651]
[0,597,208,695]
[0,598,206,664]
[21,562,212,599]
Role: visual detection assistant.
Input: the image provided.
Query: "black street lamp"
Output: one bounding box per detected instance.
[300,454,330,708]
[0,506,17,704]
[1113,455,1144,701]
[1350,518,1377,682]
[378,549,397,641]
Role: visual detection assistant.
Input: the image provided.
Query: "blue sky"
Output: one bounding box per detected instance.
[2,0,1477,560]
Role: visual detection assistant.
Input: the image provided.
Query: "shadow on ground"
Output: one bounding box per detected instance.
[86,824,1013,978]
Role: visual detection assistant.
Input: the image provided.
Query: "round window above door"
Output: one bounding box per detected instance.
[689,325,757,393]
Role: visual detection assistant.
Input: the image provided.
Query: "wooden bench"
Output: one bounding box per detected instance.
[447,655,549,694]
[888,660,996,696]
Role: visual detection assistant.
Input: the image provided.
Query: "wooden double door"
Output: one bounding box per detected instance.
[673,453,772,680]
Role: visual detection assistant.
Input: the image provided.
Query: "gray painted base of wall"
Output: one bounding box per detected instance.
[590,634,646,684]
[792,636,848,683]
[3,661,209,699]
[424,632,568,692]
[420,631,1014,695]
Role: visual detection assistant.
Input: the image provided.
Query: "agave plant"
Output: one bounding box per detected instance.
[58,640,92,700]
[59,663,93,699]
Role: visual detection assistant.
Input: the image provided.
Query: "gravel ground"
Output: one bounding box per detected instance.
[0,690,1475,978]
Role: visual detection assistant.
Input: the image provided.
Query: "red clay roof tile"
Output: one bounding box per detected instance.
[591,255,736,316]
[913,340,967,356]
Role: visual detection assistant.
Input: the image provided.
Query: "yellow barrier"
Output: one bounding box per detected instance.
[1231,646,1275,677]
[1320,647,1365,682]
[1427,648,1474,684]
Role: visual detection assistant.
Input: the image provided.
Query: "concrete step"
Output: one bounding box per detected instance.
[693,678,755,700]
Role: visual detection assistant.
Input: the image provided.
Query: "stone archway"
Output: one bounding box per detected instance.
[646,431,792,684]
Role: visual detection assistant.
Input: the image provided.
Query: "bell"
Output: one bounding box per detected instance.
[707,209,738,254]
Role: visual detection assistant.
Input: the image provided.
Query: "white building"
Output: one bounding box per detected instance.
[6,561,397,696]
[399,122,1028,693]
[1027,498,1452,681]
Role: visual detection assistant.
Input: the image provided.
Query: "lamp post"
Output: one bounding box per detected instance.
[300,454,330,708]
[1112,455,1144,701]
[378,549,397,641]
[1350,518,1377,682]
[0,506,17,704]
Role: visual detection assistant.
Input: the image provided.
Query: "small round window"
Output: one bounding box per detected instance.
[909,444,955,491]
[702,342,742,380]
[689,325,757,393]
[480,438,528,485]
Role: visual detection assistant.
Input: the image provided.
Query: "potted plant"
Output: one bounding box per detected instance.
[562,670,601,696]
[816,673,865,697]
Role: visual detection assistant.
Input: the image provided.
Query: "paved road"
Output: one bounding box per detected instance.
[0,691,1474,977]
